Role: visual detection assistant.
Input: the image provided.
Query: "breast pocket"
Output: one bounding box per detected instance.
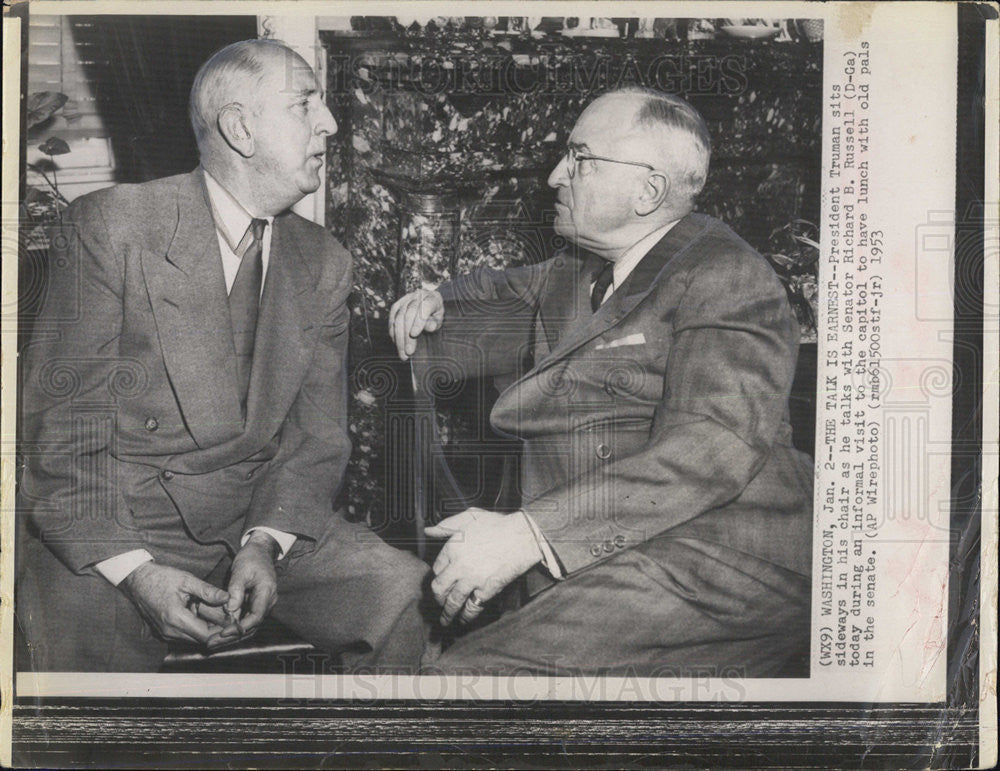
[582,346,663,403]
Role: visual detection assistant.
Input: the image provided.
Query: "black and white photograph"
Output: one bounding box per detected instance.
[1,1,995,767]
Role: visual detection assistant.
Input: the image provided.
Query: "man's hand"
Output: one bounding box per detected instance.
[424,508,543,625]
[214,531,279,644]
[388,288,444,360]
[119,561,230,646]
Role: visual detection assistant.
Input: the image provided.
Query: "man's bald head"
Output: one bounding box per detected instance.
[189,39,306,147]
[188,39,336,217]
[548,88,712,257]
[591,88,711,209]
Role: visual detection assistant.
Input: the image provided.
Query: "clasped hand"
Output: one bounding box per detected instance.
[120,532,279,649]
[425,508,543,625]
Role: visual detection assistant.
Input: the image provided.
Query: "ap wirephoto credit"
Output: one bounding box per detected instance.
[1,2,995,769]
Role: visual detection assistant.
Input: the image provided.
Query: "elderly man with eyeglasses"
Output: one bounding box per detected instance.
[390,87,813,677]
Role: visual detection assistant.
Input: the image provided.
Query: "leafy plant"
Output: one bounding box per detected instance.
[764,218,819,342]
[27,91,72,197]
[26,90,68,128]
[23,92,72,244]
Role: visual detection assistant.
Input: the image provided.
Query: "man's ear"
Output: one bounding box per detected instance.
[217,103,254,158]
[635,171,670,216]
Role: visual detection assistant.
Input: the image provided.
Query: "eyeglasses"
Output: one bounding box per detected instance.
[565,146,655,179]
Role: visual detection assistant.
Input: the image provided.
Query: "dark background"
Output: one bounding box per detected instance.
[69,15,258,182]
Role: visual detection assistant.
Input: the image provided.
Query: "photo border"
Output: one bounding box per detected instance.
[2,1,994,767]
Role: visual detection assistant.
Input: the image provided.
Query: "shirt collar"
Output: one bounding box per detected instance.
[612,219,680,286]
[202,168,273,255]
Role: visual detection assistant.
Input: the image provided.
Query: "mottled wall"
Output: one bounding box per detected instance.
[322,26,822,536]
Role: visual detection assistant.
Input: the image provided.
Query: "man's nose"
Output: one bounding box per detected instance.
[315,101,337,136]
[547,154,569,188]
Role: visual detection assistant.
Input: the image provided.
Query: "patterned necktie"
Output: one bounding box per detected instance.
[229,217,266,410]
[590,259,614,312]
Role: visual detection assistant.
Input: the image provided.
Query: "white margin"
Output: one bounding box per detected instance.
[978,7,999,768]
[0,14,22,769]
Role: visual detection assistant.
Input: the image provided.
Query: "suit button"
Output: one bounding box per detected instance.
[144,417,159,432]
[589,544,602,557]
[246,468,255,480]
[595,443,612,460]
[613,534,626,548]
[161,470,174,481]
[602,540,614,553]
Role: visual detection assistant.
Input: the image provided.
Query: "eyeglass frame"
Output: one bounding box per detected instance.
[564,145,658,179]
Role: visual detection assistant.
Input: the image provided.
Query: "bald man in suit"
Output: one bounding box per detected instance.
[17,40,429,672]
[391,88,812,676]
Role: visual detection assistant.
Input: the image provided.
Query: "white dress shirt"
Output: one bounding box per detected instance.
[530,218,680,579]
[94,171,295,586]
[589,220,680,307]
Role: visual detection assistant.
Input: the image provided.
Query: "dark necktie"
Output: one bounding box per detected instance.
[590,259,614,312]
[229,217,266,410]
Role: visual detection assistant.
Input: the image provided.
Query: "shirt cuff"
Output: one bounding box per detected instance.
[520,511,564,580]
[94,549,154,586]
[241,526,297,560]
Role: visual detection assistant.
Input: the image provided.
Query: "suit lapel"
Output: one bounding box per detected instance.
[528,213,708,375]
[615,213,708,308]
[536,248,593,354]
[141,170,244,448]
[243,214,317,433]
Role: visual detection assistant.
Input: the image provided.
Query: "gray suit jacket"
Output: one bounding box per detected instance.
[417,213,812,589]
[19,169,353,574]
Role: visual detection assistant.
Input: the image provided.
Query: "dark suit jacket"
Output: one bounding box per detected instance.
[19,169,353,574]
[417,213,812,590]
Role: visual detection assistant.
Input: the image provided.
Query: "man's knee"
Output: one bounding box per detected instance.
[17,566,164,672]
[370,545,432,605]
[343,529,431,588]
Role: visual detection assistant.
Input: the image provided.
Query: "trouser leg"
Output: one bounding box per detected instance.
[16,534,167,672]
[429,537,810,678]
[16,504,229,672]
[272,513,432,674]
[17,506,432,673]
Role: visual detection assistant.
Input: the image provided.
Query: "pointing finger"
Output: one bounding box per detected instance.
[424,524,460,539]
